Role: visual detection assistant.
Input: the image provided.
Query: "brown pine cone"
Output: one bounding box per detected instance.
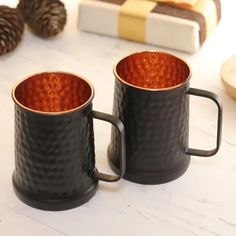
[0,6,24,56]
[17,0,67,38]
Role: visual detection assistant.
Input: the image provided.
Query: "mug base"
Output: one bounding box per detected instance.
[12,172,98,211]
[108,147,190,185]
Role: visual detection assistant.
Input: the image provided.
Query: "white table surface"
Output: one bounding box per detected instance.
[0,0,236,235]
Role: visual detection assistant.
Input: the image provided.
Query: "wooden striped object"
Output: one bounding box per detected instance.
[79,0,221,53]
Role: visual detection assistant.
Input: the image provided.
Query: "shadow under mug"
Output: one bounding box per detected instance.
[108,51,222,184]
[12,72,126,211]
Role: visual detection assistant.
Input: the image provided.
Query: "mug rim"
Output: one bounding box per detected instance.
[12,71,95,115]
[113,51,192,91]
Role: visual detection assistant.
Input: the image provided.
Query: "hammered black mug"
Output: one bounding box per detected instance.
[12,72,126,210]
[108,51,222,184]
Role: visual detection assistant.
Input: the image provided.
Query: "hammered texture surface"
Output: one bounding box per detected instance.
[109,80,190,175]
[14,72,92,112]
[13,104,96,199]
[116,51,190,89]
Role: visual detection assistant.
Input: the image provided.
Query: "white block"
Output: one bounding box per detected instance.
[78,0,201,53]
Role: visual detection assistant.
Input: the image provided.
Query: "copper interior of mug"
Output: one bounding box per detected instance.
[14,72,93,112]
[116,52,190,89]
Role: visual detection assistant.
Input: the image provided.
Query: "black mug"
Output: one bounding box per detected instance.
[12,72,126,210]
[108,51,222,184]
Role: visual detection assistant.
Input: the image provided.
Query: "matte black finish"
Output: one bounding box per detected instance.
[12,72,126,210]
[13,104,98,210]
[108,52,222,184]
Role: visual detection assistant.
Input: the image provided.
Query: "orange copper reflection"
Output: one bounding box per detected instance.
[14,72,92,112]
[116,52,190,89]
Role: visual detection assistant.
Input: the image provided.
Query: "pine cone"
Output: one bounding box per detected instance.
[0,6,24,56]
[17,0,67,38]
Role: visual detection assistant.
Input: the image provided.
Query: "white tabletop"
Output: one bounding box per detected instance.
[0,0,236,235]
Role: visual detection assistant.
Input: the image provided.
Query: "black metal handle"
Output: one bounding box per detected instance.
[91,110,126,182]
[186,88,222,157]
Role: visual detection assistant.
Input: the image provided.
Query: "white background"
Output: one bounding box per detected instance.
[0,0,236,235]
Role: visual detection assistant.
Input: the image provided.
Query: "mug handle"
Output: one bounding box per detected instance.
[186,88,223,157]
[91,110,126,182]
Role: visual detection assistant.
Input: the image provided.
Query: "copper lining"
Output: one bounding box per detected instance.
[13,72,93,113]
[115,52,190,89]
